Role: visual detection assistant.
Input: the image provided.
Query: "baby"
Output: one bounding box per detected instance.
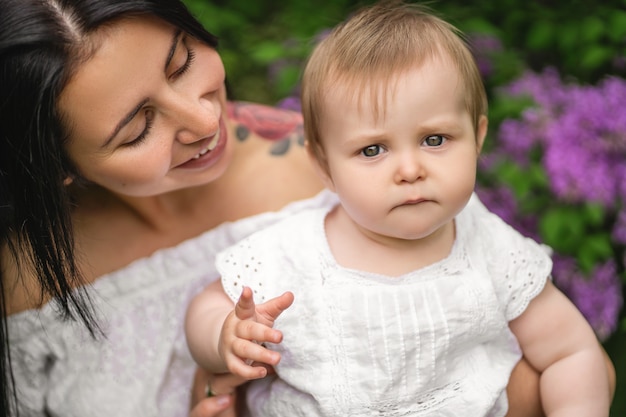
[186,1,611,416]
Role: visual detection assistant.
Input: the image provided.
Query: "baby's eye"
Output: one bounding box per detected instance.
[361,145,382,157]
[423,135,446,147]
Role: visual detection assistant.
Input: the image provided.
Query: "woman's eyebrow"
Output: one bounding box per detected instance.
[102,29,181,148]
[164,29,183,71]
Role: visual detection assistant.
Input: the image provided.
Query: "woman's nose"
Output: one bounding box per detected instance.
[394,150,424,183]
[172,95,219,145]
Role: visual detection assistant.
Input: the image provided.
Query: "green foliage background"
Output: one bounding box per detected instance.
[182,0,626,104]
[183,0,626,413]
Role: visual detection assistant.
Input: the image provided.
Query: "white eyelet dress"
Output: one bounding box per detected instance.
[218,191,552,417]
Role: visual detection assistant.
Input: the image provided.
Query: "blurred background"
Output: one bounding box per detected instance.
[183,0,625,413]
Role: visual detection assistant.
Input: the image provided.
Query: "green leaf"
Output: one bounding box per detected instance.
[526,20,554,51]
[250,41,287,64]
[580,17,605,44]
[576,233,614,273]
[556,24,579,51]
[528,164,549,189]
[580,47,614,71]
[489,94,535,122]
[608,11,626,42]
[274,66,302,97]
[460,17,499,35]
[582,203,606,227]
[539,207,586,254]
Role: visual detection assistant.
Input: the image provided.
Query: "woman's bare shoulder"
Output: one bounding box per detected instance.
[1,244,48,315]
[225,101,324,212]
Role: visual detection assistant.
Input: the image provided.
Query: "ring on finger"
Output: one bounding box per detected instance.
[205,383,218,398]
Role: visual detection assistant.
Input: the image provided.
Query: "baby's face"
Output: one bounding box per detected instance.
[318,56,486,242]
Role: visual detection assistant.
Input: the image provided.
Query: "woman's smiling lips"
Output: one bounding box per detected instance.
[192,134,219,159]
[174,119,228,169]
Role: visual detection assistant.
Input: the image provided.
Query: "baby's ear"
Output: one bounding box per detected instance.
[476,115,488,154]
[304,140,336,192]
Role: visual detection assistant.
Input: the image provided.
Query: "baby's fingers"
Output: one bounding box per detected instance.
[236,318,284,345]
[257,291,294,326]
[233,336,281,367]
[229,339,280,379]
[234,286,256,321]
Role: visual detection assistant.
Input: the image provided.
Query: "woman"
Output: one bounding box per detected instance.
[1,1,318,415]
[0,0,612,416]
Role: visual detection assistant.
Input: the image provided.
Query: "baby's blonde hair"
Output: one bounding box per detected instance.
[301,0,487,171]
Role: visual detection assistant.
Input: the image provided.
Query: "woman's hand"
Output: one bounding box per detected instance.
[189,367,245,417]
[505,357,544,417]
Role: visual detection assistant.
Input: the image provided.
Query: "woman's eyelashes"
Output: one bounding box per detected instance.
[126,109,155,147]
[170,37,196,79]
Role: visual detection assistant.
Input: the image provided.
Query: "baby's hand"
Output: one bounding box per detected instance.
[218,287,294,380]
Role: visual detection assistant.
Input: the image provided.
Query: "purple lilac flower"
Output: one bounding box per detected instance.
[612,209,626,245]
[475,185,540,241]
[488,68,626,341]
[475,185,518,224]
[497,68,626,208]
[497,115,541,166]
[468,33,503,79]
[276,95,301,113]
[618,164,626,203]
[477,153,492,171]
[542,138,616,206]
[552,256,623,341]
[503,68,568,109]
[543,80,626,205]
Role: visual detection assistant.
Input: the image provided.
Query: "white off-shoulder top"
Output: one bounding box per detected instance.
[7,192,338,417]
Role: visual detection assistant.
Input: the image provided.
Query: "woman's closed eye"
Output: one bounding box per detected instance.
[169,36,196,80]
[125,109,155,148]
[124,36,195,147]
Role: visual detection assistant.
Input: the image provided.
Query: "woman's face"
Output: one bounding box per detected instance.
[59,16,232,196]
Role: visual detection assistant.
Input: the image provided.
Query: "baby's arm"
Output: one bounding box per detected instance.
[185,280,294,379]
[509,280,611,417]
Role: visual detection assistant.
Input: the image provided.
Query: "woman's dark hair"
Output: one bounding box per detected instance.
[0,0,218,414]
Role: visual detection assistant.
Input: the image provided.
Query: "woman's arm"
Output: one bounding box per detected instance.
[505,358,544,417]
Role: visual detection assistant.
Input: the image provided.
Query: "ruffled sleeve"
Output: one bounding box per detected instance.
[217,233,271,304]
[465,194,553,321]
[217,190,338,305]
[217,213,307,306]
